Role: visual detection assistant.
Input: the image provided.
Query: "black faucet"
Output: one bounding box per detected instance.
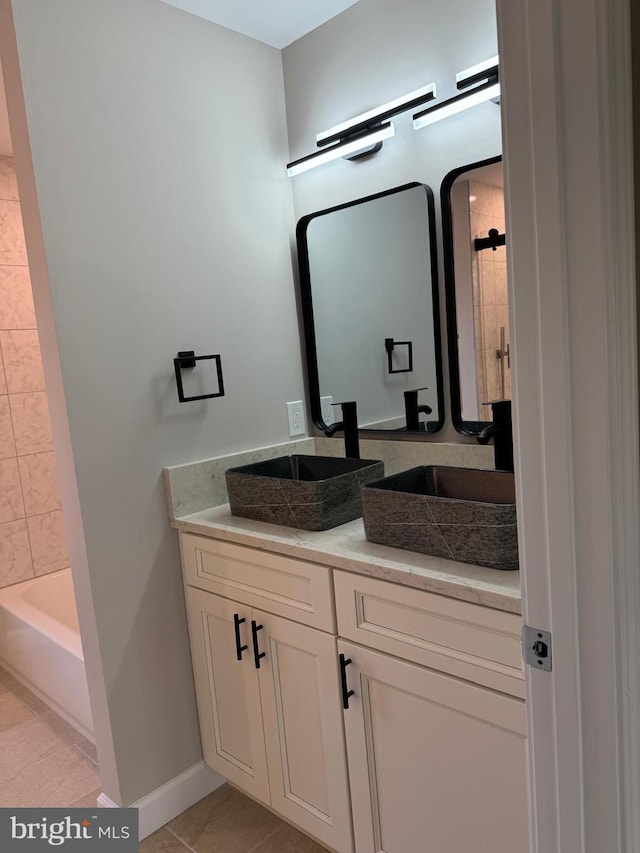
[477,400,514,472]
[324,400,360,458]
[404,387,433,432]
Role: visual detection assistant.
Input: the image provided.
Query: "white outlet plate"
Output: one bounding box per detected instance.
[286,400,306,436]
[320,395,334,425]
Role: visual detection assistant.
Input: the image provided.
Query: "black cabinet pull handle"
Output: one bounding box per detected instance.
[251,620,266,669]
[233,613,248,661]
[339,653,355,709]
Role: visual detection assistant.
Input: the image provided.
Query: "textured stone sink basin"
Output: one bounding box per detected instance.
[226,455,384,531]
[362,465,518,570]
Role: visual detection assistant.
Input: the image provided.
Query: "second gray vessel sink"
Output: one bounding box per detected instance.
[226,455,384,531]
[361,465,518,570]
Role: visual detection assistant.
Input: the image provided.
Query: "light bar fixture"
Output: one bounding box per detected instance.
[286,122,395,177]
[286,82,435,177]
[315,83,436,147]
[456,54,499,90]
[413,57,499,130]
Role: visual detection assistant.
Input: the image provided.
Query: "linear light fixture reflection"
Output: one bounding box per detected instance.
[315,83,436,147]
[413,79,500,130]
[286,122,395,177]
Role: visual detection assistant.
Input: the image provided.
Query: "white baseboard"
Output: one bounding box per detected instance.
[98,761,224,840]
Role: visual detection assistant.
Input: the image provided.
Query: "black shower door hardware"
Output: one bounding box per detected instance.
[233,613,248,661]
[384,337,414,374]
[339,653,355,709]
[174,350,225,403]
[474,228,506,252]
[251,620,266,669]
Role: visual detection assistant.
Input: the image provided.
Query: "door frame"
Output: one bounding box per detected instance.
[498,0,639,850]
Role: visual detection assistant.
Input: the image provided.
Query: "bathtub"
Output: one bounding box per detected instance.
[0,568,94,740]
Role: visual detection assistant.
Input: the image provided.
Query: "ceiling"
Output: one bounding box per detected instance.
[158,0,362,48]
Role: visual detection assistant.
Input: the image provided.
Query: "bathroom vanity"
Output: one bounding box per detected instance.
[172,504,528,853]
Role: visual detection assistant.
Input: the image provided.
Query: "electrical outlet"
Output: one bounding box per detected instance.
[286,400,306,436]
[320,395,334,425]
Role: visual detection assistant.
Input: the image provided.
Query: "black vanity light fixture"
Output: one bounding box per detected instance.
[286,83,436,177]
[413,55,499,130]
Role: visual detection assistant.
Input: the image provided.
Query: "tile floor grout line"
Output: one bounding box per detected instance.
[165,825,200,853]
[0,740,68,792]
[0,688,39,722]
[245,824,282,853]
[70,742,99,768]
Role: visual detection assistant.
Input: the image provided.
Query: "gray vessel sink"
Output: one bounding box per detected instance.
[361,465,518,570]
[226,455,384,531]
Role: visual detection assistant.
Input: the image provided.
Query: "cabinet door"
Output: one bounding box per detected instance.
[186,587,270,804]
[255,609,354,853]
[339,640,529,853]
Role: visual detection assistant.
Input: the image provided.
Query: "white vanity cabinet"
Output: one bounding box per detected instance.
[182,533,354,853]
[335,570,529,853]
[178,526,528,853]
[338,642,528,853]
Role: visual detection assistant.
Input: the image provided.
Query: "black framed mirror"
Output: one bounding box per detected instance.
[296,182,444,438]
[441,156,508,435]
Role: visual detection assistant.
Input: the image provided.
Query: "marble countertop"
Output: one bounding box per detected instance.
[171,505,522,615]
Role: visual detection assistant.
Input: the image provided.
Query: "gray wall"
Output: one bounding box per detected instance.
[4,0,303,805]
[282,0,501,440]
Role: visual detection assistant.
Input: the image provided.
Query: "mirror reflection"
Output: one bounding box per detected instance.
[297,183,444,436]
[442,156,509,434]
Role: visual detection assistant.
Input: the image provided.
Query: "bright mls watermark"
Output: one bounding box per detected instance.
[0,808,138,851]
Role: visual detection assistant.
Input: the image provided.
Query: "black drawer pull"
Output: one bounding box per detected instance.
[251,620,266,669]
[339,653,355,709]
[233,613,248,661]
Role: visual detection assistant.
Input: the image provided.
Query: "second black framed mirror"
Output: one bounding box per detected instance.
[441,155,508,436]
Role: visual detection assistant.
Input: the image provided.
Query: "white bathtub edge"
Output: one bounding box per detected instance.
[98,761,224,840]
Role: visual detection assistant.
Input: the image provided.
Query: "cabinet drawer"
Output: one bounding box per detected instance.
[180,533,335,632]
[334,570,524,697]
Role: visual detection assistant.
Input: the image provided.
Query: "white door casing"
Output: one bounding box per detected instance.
[497,0,638,851]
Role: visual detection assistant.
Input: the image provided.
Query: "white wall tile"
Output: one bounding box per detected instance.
[18,452,62,516]
[0,519,34,586]
[0,458,25,523]
[0,396,16,459]
[0,200,27,265]
[0,330,45,393]
[0,157,19,202]
[27,510,69,575]
[0,267,36,330]
[9,392,53,456]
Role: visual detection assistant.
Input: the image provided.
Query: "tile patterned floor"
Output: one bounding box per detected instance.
[0,665,328,851]
[142,784,329,853]
[0,665,100,807]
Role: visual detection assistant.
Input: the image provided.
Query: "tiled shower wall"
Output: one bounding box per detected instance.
[469,180,510,408]
[0,156,69,588]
